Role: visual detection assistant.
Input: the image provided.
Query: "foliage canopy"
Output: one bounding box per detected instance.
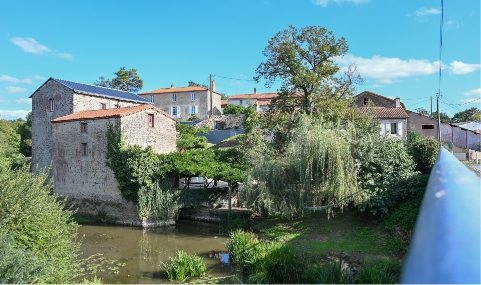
[94,67,143,93]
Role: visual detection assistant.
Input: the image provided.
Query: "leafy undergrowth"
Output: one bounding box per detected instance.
[251,206,404,265]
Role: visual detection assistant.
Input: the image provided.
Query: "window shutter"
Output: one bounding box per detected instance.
[177,106,180,118]
[170,107,173,116]
[195,105,198,114]
[398,121,403,137]
[385,121,391,134]
[189,106,193,115]
[380,122,385,135]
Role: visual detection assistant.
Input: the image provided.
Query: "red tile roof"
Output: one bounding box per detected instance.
[228,93,278,100]
[51,104,175,122]
[221,100,228,107]
[356,107,409,119]
[256,100,271,106]
[139,86,207,94]
[356,91,406,109]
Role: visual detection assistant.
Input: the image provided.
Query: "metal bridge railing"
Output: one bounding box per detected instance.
[401,147,480,284]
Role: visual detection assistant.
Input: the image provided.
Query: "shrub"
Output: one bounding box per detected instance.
[356,259,402,284]
[162,250,206,281]
[406,129,441,174]
[0,161,81,283]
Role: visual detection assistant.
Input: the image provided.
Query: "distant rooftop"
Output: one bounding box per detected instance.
[139,85,208,94]
[228,92,278,100]
[357,107,409,119]
[31,78,150,103]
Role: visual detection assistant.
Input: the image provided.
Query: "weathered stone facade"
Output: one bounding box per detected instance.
[195,114,246,130]
[31,78,146,172]
[51,106,177,226]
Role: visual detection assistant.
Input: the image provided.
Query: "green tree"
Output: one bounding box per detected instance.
[176,124,209,150]
[415,107,431,117]
[405,128,441,174]
[18,112,32,157]
[0,159,81,283]
[0,120,21,158]
[94,67,143,93]
[452,107,481,123]
[223,104,248,115]
[254,25,360,116]
[431,111,451,123]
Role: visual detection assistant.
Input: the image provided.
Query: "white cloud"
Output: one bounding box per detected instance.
[14,98,32,105]
[11,37,51,54]
[34,75,46,80]
[55,52,73,60]
[449,61,481,75]
[446,20,462,29]
[463,88,481,97]
[0,110,30,120]
[11,37,73,59]
[336,54,441,83]
[414,7,441,17]
[0,75,33,84]
[313,0,369,7]
[6,87,28,94]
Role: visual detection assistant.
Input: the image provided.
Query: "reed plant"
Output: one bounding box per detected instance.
[162,250,206,281]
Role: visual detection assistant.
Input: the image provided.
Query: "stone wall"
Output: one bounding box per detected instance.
[121,110,177,154]
[195,114,245,130]
[354,92,396,107]
[51,110,177,226]
[73,93,141,113]
[32,80,75,172]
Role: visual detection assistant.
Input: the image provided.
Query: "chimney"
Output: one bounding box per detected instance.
[395,97,400,108]
[212,81,216,92]
[254,88,257,94]
[170,84,174,89]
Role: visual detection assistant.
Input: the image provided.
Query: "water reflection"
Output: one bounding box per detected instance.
[78,220,232,284]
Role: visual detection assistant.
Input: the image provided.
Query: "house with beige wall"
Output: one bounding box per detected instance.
[227,89,278,112]
[354,91,408,138]
[139,84,222,121]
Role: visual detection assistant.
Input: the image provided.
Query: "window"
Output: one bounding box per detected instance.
[172,93,177,102]
[239,99,243,105]
[190,105,198,114]
[80,123,87,133]
[49,99,54,111]
[101,103,107,110]
[422,125,434,129]
[171,106,179,117]
[148,114,154,128]
[191,92,196,101]
[114,104,120,108]
[391,122,397,135]
[363,98,369,105]
[150,95,155,103]
[81,143,87,156]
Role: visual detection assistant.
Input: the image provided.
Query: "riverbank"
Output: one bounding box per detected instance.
[249,206,405,270]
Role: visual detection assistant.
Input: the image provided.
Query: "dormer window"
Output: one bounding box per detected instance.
[363,98,369,105]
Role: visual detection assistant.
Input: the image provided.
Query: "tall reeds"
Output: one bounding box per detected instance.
[162,250,206,282]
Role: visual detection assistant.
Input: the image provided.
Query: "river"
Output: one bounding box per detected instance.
[78,220,234,284]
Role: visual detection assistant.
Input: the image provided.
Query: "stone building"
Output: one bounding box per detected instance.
[30,78,179,225]
[51,105,176,225]
[30,77,150,172]
[353,91,409,138]
[138,84,222,121]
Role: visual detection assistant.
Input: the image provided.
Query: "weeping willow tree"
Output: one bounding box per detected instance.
[242,115,368,218]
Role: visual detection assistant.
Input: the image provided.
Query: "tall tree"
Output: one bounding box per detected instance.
[94,67,143,93]
[415,107,431,117]
[431,111,451,123]
[452,107,481,123]
[254,25,360,116]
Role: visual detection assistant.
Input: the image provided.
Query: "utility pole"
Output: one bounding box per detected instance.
[437,92,441,141]
[209,74,213,118]
[430,96,433,117]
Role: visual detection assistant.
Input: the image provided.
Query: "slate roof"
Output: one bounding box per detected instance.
[31,78,149,103]
[357,107,409,119]
[51,104,174,123]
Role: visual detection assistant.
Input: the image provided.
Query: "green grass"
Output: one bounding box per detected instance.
[162,250,207,282]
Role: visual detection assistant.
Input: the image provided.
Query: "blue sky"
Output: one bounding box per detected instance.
[0,0,479,120]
